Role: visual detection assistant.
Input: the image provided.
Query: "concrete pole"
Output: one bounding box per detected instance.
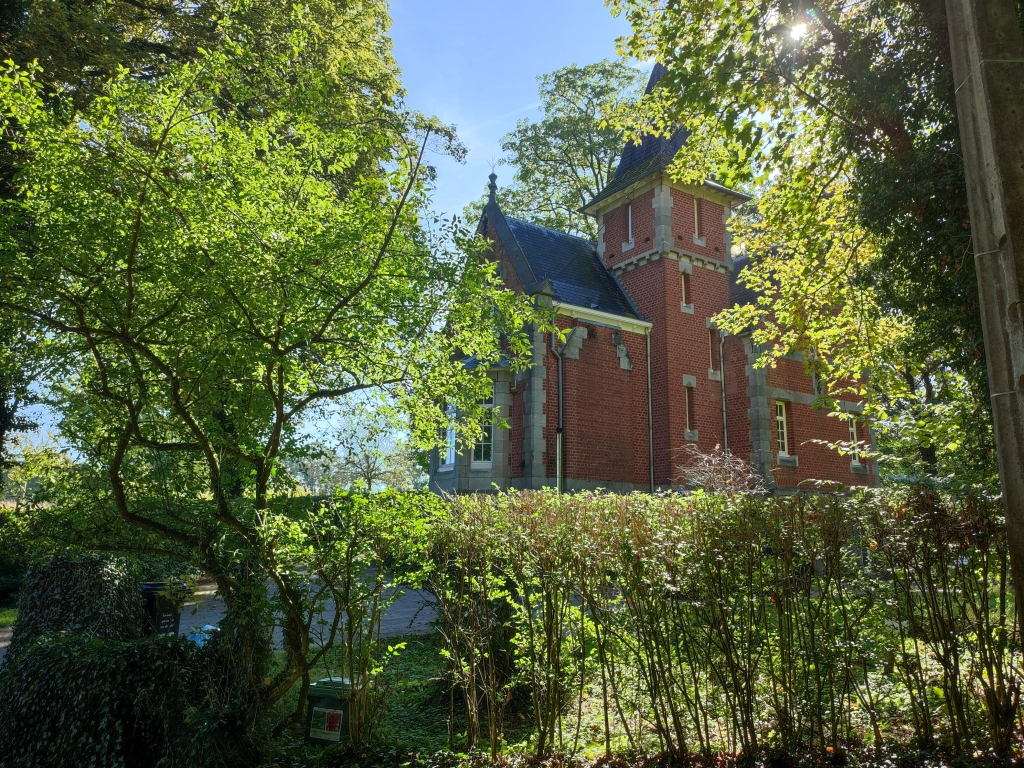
[945,0,1024,615]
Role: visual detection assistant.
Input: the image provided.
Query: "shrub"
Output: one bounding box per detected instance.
[0,633,199,768]
[5,551,144,661]
[426,488,1020,761]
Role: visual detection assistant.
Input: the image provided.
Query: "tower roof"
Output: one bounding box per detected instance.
[584,63,689,211]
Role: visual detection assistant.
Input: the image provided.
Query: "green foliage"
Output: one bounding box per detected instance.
[0,316,37,479]
[427,488,1020,761]
[0,627,275,768]
[269,490,438,743]
[0,0,540,721]
[472,60,647,239]
[0,634,201,768]
[610,0,1001,482]
[6,551,144,662]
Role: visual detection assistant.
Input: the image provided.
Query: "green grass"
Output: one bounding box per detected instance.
[0,606,17,628]
[269,632,455,753]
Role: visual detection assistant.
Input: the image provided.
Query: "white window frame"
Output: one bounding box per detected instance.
[472,390,495,468]
[849,417,860,464]
[440,404,457,470]
[776,400,790,456]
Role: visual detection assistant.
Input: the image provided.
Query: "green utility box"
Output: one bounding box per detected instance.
[305,677,351,745]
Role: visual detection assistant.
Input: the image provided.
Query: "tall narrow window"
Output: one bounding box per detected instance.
[686,386,696,433]
[627,203,633,243]
[776,401,789,455]
[472,391,494,464]
[443,405,457,466]
[708,328,720,371]
[849,418,860,463]
[681,272,691,305]
[693,197,701,239]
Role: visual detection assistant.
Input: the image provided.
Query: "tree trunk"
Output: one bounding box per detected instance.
[945,0,1024,634]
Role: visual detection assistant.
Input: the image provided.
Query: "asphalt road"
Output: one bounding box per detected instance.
[0,579,437,665]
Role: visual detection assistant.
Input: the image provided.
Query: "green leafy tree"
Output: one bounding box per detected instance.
[0,5,537,731]
[475,59,647,239]
[0,320,37,482]
[0,0,400,467]
[611,0,1001,483]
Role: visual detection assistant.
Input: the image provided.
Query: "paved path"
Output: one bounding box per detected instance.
[0,579,436,665]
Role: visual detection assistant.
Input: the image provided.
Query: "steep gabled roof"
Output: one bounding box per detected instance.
[584,64,750,212]
[480,173,641,321]
[584,63,690,211]
[503,217,641,320]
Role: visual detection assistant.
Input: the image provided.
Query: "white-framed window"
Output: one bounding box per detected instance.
[849,417,860,464]
[626,203,633,243]
[442,404,457,467]
[776,401,789,456]
[472,390,494,465]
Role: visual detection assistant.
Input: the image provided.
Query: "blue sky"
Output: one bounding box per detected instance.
[389,0,635,220]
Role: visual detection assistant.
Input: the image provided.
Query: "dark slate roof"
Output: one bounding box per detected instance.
[730,253,760,308]
[585,63,690,210]
[504,217,641,320]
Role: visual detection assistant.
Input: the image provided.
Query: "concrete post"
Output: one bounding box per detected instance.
[945,0,1024,617]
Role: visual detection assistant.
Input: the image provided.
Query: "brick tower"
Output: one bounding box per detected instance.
[581,64,748,485]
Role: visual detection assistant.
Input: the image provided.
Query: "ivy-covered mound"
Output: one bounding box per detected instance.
[5,550,144,661]
[0,633,200,768]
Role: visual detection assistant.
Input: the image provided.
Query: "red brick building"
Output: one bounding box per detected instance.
[430,66,874,495]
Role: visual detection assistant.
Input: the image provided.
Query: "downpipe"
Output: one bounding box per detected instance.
[719,328,729,451]
[550,328,579,494]
[646,329,654,493]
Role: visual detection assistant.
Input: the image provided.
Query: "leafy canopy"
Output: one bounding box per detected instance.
[482,59,647,239]
[0,1,539,710]
[611,0,996,482]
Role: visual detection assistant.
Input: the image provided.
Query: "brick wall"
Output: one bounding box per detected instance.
[473,191,868,495]
[669,189,728,264]
[542,319,650,486]
[604,189,656,269]
[765,358,874,489]
[609,188,733,485]
[723,334,753,460]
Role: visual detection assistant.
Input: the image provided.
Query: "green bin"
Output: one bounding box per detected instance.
[304,677,351,745]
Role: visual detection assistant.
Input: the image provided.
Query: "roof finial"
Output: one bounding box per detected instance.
[488,172,498,205]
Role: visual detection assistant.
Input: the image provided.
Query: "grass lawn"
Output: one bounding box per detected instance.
[0,606,17,628]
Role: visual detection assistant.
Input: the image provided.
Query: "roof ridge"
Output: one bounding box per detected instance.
[504,215,595,243]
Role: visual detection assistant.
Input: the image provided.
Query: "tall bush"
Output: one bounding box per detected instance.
[0,634,199,768]
[427,488,1020,761]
